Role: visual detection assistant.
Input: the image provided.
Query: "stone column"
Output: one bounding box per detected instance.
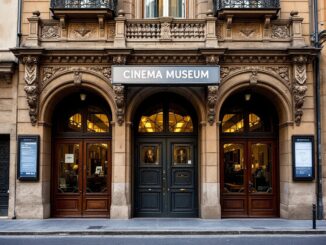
[119,0,135,19]
[26,11,40,47]
[114,11,126,48]
[196,0,211,19]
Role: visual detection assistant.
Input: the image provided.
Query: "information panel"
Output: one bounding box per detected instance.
[17,135,40,181]
[292,135,314,181]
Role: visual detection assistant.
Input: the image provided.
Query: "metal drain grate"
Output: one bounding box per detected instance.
[87,226,103,229]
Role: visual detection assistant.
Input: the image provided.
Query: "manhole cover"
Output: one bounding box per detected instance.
[88,226,103,229]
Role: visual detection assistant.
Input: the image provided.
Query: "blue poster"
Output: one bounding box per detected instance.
[19,137,39,180]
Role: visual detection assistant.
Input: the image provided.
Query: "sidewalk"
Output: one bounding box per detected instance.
[0,218,326,236]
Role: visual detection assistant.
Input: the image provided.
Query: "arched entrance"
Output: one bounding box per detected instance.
[133,93,198,217]
[51,92,112,217]
[220,91,279,217]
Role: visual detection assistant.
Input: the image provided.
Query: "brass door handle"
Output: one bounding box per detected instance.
[179,188,186,192]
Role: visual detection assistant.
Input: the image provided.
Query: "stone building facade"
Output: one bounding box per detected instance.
[0,0,18,217]
[1,0,324,219]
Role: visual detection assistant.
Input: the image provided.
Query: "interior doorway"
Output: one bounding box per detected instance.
[220,91,279,217]
[133,93,198,217]
[52,92,112,217]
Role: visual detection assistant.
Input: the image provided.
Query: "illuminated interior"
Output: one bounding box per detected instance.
[138,111,164,133]
[68,113,82,131]
[168,112,193,132]
[222,114,244,133]
[87,113,109,133]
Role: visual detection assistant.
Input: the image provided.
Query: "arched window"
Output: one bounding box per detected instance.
[54,93,111,136]
[137,94,195,134]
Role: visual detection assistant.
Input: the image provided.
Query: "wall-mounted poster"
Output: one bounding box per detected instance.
[17,135,40,181]
[292,135,315,181]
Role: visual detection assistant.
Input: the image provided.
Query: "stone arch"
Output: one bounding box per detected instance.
[39,71,116,124]
[217,71,292,125]
[126,87,206,124]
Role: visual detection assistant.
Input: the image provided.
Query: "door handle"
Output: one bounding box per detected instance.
[148,188,152,191]
[179,188,186,192]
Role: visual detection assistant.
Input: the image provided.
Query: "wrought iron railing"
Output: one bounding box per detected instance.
[214,0,280,10]
[51,0,117,10]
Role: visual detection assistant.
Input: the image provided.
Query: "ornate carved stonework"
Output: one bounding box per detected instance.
[250,70,258,84]
[23,56,39,126]
[292,55,308,125]
[73,70,82,85]
[205,55,219,65]
[271,24,290,39]
[220,65,290,87]
[113,85,125,126]
[160,22,171,40]
[129,55,204,64]
[207,86,218,125]
[41,24,60,39]
[69,23,98,40]
[233,23,261,39]
[41,66,112,88]
[112,55,127,65]
[216,23,223,40]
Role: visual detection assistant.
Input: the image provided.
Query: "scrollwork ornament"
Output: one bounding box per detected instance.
[113,55,127,65]
[22,56,39,126]
[113,85,125,126]
[205,55,219,65]
[207,85,218,126]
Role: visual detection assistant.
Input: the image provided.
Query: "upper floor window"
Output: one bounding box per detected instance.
[144,0,186,18]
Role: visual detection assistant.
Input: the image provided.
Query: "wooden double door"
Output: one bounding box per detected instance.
[53,140,111,217]
[221,140,278,217]
[134,138,198,217]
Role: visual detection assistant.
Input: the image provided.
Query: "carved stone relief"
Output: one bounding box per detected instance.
[113,85,125,126]
[107,22,116,40]
[68,23,98,40]
[220,65,290,87]
[216,23,223,40]
[271,24,290,39]
[292,55,308,126]
[41,23,60,39]
[207,86,218,126]
[112,55,127,65]
[160,22,171,40]
[23,56,39,126]
[233,23,261,39]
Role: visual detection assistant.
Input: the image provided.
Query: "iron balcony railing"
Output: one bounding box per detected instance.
[51,0,117,10]
[214,0,280,10]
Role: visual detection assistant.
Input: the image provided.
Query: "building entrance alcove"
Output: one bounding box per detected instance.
[220,91,279,218]
[51,92,112,217]
[133,93,198,217]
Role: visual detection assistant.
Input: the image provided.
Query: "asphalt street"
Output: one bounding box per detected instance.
[0,235,326,245]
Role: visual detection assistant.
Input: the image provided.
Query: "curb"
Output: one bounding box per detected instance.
[1,230,326,236]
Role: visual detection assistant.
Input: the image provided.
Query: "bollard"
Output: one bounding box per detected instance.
[313,204,317,229]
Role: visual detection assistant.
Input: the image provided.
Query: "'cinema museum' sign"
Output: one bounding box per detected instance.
[112,65,220,85]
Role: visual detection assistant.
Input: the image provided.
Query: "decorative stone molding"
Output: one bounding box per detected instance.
[205,55,220,65]
[68,23,98,40]
[220,65,290,87]
[207,86,218,125]
[113,85,125,126]
[23,56,39,126]
[43,55,108,64]
[292,55,308,125]
[41,23,60,39]
[112,55,127,65]
[73,70,82,85]
[129,55,204,64]
[271,24,290,39]
[160,22,172,40]
[41,66,112,88]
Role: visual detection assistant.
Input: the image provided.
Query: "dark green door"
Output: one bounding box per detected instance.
[0,135,9,216]
[134,137,197,217]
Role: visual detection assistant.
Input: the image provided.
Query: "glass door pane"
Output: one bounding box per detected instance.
[223,143,245,193]
[86,143,109,193]
[249,143,272,193]
[57,143,80,193]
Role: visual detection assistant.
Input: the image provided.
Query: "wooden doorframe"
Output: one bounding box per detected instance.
[51,139,112,217]
[220,138,279,218]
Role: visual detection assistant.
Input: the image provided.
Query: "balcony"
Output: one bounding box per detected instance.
[50,0,117,19]
[214,0,280,19]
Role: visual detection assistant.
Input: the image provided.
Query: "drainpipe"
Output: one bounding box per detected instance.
[313,0,324,220]
[17,0,22,46]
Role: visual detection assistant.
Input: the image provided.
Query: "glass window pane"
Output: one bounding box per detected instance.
[250,143,272,193]
[138,106,164,133]
[222,114,244,133]
[223,143,244,193]
[87,106,110,133]
[169,0,185,18]
[86,143,109,193]
[145,0,158,18]
[57,144,79,193]
[65,113,82,132]
[168,112,193,132]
